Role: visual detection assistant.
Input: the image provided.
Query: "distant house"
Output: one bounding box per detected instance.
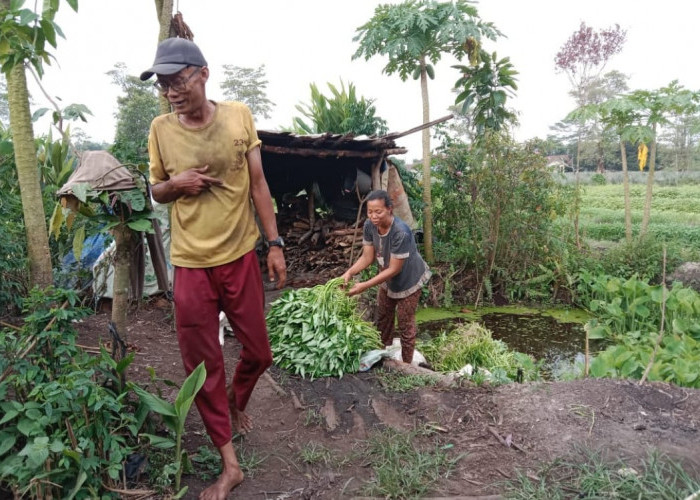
[546,154,572,173]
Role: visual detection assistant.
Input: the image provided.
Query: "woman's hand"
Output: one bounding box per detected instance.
[347,281,366,297]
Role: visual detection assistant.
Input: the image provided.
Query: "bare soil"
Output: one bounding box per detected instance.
[74,294,700,500]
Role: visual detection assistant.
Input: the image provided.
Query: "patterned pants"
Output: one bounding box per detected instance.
[376,287,421,364]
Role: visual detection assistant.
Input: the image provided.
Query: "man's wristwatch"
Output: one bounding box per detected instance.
[267,236,285,249]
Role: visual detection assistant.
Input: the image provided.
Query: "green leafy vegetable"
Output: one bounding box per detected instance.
[267,278,382,379]
[418,322,539,381]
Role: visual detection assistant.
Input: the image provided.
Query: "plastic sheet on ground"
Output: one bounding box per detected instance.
[359,337,427,371]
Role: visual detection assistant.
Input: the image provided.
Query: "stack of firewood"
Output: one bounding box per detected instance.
[271,215,366,284]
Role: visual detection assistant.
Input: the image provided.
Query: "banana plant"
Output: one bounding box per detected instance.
[129,362,206,498]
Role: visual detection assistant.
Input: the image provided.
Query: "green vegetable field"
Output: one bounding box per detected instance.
[579,184,700,250]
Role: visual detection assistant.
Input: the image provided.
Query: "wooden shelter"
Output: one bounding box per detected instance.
[258,114,451,220]
[255,116,451,284]
[258,130,405,208]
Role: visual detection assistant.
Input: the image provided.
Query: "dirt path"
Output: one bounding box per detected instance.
[76,298,700,499]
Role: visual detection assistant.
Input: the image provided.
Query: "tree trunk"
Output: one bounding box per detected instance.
[475,204,501,308]
[6,63,53,288]
[620,138,632,243]
[641,125,657,237]
[419,58,433,263]
[111,225,134,347]
[573,134,582,248]
[155,0,174,115]
[596,138,605,173]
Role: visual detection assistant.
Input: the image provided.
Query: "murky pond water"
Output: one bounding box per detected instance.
[416,307,601,377]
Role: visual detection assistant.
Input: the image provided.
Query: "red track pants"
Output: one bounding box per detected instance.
[174,250,272,447]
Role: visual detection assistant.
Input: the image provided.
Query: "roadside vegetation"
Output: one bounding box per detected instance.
[505,448,700,500]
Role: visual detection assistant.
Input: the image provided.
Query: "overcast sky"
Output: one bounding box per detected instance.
[32,0,699,160]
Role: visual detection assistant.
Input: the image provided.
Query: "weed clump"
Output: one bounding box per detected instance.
[418,322,538,382]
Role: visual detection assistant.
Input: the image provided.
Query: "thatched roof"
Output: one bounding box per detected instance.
[258,130,406,158]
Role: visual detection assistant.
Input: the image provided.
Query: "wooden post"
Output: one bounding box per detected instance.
[371,155,384,191]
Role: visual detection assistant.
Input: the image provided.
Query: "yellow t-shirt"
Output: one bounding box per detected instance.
[148,101,262,268]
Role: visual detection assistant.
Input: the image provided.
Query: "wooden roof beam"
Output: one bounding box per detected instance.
[377,114,454,143]
[261,145,406,159]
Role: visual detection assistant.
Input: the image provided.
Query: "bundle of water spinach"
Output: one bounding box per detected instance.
[266,277,382,379]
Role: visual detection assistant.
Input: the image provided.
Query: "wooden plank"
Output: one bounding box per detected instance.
[379,114,454,142]
[262,144,384,159]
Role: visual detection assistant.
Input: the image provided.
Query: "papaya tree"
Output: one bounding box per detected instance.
[453,49,518,141]
[555,22,626,247]
[569,96,642,243]
[353,0,501,263]
[54,151,155,345]
[0,0,78,287]
[628,82,699,236]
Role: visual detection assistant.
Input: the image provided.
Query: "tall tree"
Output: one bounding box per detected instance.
[220,64,275,120]
[555,23,626,171]
[659,109,700,172]
[569,95,641,243]
[353,0,500,263]
[554,22,626,245]
[292,80,388,136]
[107,62,159,164]
[628,82,700,235]
[0,0,78,288]
[153,0,174,115]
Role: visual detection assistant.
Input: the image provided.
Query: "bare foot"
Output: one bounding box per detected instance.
[198,466,243,500]
[231,406,253,435]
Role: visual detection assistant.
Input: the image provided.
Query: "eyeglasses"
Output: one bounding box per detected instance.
[153,67,202,94]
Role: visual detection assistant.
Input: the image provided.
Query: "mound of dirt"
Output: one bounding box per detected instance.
[73,297,700,499]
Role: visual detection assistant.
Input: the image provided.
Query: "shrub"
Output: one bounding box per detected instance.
[591,173,606,185]
[432,134,578,304]
[595,237,683,282]
[0,287,139,498]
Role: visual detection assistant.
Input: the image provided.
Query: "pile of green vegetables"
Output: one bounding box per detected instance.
[418,322,539,382]
[266,278,382,379]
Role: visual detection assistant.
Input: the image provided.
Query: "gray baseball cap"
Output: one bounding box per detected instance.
[140,38,208,81]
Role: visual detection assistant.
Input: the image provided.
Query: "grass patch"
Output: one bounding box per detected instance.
[375,368,439,392]
[297,441,351,469]
[361,428,462,499]
[299,441,335,466]
[505,448,700,499]
[237,445,268,478]
[303,407,324,427]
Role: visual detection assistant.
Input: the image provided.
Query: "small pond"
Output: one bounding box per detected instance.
[416,306,601,377]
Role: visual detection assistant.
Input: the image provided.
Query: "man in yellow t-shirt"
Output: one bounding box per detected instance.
[141,37,286,500]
